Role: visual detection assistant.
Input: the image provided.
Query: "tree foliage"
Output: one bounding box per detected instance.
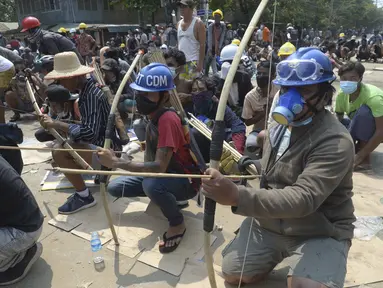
[210,0,383,29]
[0,0,17,22]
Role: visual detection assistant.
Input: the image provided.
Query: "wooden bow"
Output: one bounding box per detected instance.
[26,79,92,170]
[204,1,270,287]
[100,51,143,245]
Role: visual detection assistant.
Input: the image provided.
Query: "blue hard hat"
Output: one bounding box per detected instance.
[273,47,336,87]
[130,63,175,92]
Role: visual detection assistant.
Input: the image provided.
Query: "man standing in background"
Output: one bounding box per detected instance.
[206,9,226,75]
[262,24,270,45]
[177,0,206,80]
[76,23,96,64]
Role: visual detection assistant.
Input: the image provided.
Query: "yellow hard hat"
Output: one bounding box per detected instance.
[232,39,240,46]
[212,9,223,20]
[79,22,87,29]
[339,33,345,38]
[227,23,232,28]
[58,27,67,33]
[278,42,296,56]
[120,43,126,48]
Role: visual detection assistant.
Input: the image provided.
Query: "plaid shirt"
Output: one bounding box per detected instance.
[68,80,110,147]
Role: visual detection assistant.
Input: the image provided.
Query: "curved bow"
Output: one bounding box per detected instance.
[204,1,270,286]
[26,79,92,170]
[100,51,143,245]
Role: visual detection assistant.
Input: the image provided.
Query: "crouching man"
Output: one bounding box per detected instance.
[202,48,356,288]
[0,155,43,286]
[97,63,201,253]
[336,62,383,169]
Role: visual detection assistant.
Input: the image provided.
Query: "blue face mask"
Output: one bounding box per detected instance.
[340,81,358,94]
[272,88,312,126]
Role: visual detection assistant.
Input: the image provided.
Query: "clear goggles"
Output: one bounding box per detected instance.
[276,59,325,81]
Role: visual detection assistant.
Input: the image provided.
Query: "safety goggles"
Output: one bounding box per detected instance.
[276,59,325,82]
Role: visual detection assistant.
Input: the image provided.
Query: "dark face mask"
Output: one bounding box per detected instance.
[192,91,214,116]
[256,76,270,89]
[136,94,159,115]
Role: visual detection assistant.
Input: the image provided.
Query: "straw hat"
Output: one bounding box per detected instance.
[45,52,94,80]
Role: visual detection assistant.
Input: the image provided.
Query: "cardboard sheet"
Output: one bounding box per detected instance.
[48,214,82,232]
[20,139,52,165]
[41,170,98,191]
[138,220,216,276]
[345,237,383,287]
[71,197,161,253]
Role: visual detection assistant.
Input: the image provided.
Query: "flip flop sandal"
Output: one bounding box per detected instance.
[159,229,186,254]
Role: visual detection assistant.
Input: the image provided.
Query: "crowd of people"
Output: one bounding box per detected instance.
[1,0,383,287]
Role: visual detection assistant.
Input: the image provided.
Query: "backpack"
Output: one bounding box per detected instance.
[145,108,204,194]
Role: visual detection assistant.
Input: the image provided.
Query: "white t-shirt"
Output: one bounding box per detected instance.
[220,62,239,106]
[0,55,14,73]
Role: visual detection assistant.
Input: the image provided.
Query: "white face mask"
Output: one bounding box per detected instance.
[169,67,177,78]
[79,29,84,34]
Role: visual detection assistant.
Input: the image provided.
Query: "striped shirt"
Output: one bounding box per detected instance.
[68,79,110,147]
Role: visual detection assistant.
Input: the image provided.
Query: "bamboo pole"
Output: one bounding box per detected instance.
[0,145,127,154]
[188,115,259,176]
[25,79,93,170]
[50,168,260,179]
[100,50,144,246]
[204,1,270,287]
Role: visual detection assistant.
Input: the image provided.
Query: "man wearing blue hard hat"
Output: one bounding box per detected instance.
[97,63,201,253]
[201,48,355,288]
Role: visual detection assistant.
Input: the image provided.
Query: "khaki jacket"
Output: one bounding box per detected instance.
[235,110,356,241]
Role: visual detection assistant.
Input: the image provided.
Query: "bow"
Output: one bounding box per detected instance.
[26,79,92,170]
[203,1,270,287]
[100,51,143,245]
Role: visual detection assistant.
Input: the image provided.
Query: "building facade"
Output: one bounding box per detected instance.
[16,0,167,26]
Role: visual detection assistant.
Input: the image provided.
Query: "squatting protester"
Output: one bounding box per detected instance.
[202,48,355,288]
[97,63,202,253]
[336,61,383,169]
[0,155,44,286]
[40,52,118,215]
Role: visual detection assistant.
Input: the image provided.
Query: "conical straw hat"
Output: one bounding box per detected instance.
[45,52,94,80]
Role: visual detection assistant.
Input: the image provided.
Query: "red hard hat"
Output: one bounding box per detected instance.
[21,16,41,32]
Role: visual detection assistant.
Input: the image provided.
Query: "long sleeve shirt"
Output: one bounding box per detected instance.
[68,79,110,147]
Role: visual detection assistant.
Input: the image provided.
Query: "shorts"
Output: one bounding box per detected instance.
[180,61,200,80]
[222,217,350,288]
[0,66,15,89]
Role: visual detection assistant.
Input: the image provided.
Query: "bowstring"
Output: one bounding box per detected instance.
[237,0,278,286]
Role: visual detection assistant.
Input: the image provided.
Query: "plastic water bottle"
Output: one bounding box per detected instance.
[90,232,105,271]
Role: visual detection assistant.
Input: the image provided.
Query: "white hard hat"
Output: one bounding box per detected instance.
[160,44,168,50]
[70,28,76,33]
[351,35,357,40]
[220,44,243,62]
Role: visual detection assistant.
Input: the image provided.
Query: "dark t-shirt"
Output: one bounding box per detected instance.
[39,30,76,55]
[0,155,43,232]
[344,40,357,50]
